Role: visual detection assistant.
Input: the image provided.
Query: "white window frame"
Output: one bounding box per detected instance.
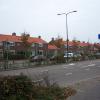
[31,50,35,56]
[39,43,43,47]
[9,42,15,46]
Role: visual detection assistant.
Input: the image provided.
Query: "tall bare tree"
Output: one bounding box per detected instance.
[21,32,32,58]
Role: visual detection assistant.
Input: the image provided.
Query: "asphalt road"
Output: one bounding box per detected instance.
[0,59,100,100]
[0,59,100,85]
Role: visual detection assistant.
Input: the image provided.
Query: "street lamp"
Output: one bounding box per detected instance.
[57,11,77,62]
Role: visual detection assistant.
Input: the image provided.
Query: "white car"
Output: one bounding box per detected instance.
[64,53,74,58]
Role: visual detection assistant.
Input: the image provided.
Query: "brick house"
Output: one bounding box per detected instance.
[0,33,48,59]
[49,38,99,56]
[48,44,59,58]
[63,41,97,55]
[94,43,100,53]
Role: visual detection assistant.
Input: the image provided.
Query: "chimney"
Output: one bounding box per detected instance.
[12,32,16,36]
[52,37,54,41]
[83,41,85,43]
[27,34,30,37]
[38,36,41,39]
[78,41,80,42]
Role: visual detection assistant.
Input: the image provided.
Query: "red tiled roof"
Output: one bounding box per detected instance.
[63,41,94,47]
[48,44,58,50]
[94,43,100,47]
[63,41,77,46]
[0,34,21,42]
[28,37,47,44]
[0,34,47,43]
[79,42,90,47]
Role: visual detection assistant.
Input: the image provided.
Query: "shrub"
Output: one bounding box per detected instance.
[0,75,76,100]
[0,75,33,100]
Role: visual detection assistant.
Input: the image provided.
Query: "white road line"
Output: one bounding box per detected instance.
[63,66,68,69]
[69,63,75,66]
[88,64,95,67]
[62,66,73,69]
[65,73,72,76]
[81,64,96,68]
[41,70,49,73]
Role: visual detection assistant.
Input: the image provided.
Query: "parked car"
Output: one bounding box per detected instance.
[30,55,46,62]
[64,53,74,58]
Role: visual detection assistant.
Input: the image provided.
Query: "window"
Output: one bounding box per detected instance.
[31,50,35,56]
[9,42,15,46]
[39,43,43,47]
[0,42,3,46]
[10,50,15,54]
[0,50,3,57]
[31,43,35,47]
[4,41,15,47]
[38,50,43,55]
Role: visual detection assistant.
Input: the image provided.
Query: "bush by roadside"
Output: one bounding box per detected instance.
[0,74,76,100]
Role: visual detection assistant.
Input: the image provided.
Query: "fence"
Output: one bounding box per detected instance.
[0,60,37,71]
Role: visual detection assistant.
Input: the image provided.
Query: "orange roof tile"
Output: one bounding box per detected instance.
[0,34,21,42]
[0,34,47,44]
[48,44,58,50]
[79,42,88,47]
[28,37,47,44]
[63,41,75,46]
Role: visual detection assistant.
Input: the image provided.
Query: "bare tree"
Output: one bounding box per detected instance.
[21,32,32,58]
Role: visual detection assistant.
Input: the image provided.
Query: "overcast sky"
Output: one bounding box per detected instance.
[0,0,100,43]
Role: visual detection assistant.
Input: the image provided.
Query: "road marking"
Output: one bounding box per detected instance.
[88,64,95,67]
[63,66,68,69]
[62,66,73,69]
[81,64,96,68]
[41,70,49,73]
[69,63,75,66]
[85,68,90,71]
[65,73,72,76]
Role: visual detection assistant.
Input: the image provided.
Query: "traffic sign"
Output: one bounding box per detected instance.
[98,34,100,39]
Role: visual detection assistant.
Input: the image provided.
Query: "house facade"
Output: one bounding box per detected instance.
[49,38,100,56]
[0,33,48,59]
[48,44,59,58]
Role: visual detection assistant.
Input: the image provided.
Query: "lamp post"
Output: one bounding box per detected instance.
[57,11,77,62]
